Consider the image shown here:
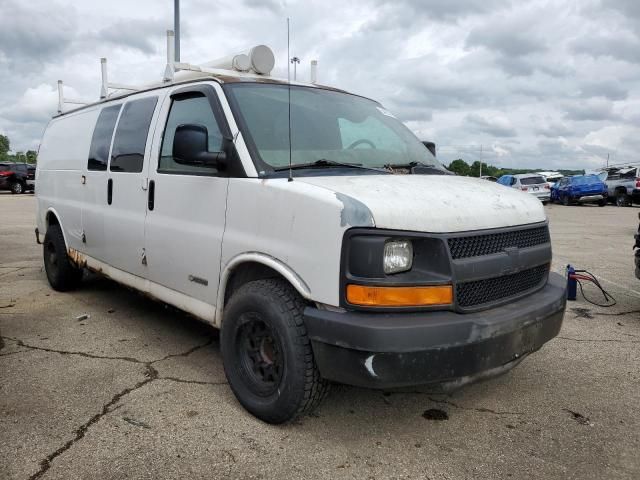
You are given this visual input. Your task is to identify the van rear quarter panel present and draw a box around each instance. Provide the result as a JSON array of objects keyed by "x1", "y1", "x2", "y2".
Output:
[
  {"x1": 37, "y1": 108, "x2": 99, "y2": 250},
  {"x1": 222, "y1": 178, "x2": 352, "y2": 308}
]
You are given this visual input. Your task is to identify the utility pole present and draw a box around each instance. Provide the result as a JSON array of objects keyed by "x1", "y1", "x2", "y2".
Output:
[
  {"x1": 606, "y1": 152, "x2": 609, "y2": 167},
  {"x1": 479, "y1": 144, "x2": 483, "y2": 177},
  {"x1": 174, "y1": 0, "x2": 180, "y2": 62},
  {"x1": 290, "y1": 56, "x2": 300, "y2": 81}
]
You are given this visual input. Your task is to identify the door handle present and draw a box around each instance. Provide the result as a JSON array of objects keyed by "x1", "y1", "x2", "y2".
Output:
[
  {"x1": 148, "y1": 180, "x2": 155, "y2": 211},
  {"x1": 107, "y1": 178, "x2": 113, "y2": 205}
]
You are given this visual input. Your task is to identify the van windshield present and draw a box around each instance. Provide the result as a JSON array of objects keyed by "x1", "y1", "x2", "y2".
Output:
[{"x1": 224, "y1": 83, "x2": 444, "y2": 174}]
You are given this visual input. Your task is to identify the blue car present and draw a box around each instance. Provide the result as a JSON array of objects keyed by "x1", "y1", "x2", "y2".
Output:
[{"x1": 551, "y1": 174, "x2": 608, "y2": 206}]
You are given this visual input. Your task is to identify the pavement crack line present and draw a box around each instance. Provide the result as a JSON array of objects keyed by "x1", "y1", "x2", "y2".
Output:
[
  {"x1": 0, "y1": 335, "x2": 216, "y2": 365},
  {"x1": 0, "y1": 336, "x2": 145, "y2": 364},
  {"x1": 556, "y1": 336, "x2": 640, "y2": 344},
  {"x1": 28, "y1": 364, "x2": 159, "y2": 480},
  {"x1": 0, "y1": 349, "x2": 29, "y2": 358},
  {"x1": 157, "y1": 376, "x2": 228, "y2": 386},
  {"x1": 12, "y1": 336, "x2": 221, "y2": 479},
  {"x1": 427, "y1": 397, "x2": 524, "y2": 416},
  {"x1": 595, "y1": 309, "x2": 640, "y2": 317}
]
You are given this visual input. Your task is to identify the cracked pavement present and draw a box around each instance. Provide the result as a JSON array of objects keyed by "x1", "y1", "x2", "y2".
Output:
[{"x1": 1, "y1": 193, "x2": 639, "y2": 479}]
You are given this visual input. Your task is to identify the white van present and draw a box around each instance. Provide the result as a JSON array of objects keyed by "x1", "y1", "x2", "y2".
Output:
[{"x1": 35, "y1": 61, "x2": 566, "y2": 424}]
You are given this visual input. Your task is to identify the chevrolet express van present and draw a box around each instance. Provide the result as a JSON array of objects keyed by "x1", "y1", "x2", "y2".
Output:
[{"x1": 36, "y1": 61, "x2": 566, "y2": 423}]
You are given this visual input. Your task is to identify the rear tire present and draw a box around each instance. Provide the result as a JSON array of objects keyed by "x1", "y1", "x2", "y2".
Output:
[
  {"x1": 616, "y1": 192, "x2": 631, "y2": 207},
  {"x1": 562, "y1": 195, "x2": 570, "y2": 206},
  {"x1": 10, "y1": 181, "x2": 23, "y2": 194},
  {"x1": 221, "y1": 278, "x2": 329, "y2": 424},
  {"x1": 598, "y1": 199, "x2": 607, "y2": 207},
  {"x1": 43, "y1": 224, "x2": 83, "y2": 291}
]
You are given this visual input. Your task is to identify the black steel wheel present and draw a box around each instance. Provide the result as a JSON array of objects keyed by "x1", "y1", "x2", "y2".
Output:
[
  {"x1": 236, "y1": 313, "x2": 284, "y2": 396},
  {"x1": 43, "y1": 224, "x2": 82, "y2": 291},
  {"x1": 221, "y1": 278, "x2": 329, "y2": 424}
]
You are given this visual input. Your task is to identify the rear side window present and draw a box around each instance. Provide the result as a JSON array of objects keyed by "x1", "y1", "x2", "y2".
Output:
[
  {"x1": 110, "y1": 97, "x2": 158, "y2": 173},
  {"x1": 520, "y1": 176, "x2": 545, "y2": 185},
  {"x1": 88, "y1": 104, "x2": 121, "y2": 171}
]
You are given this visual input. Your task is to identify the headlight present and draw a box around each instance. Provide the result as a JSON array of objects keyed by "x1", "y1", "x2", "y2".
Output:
[{"x1": 383, "y1": 240, "x2": 413, "y2": 274}]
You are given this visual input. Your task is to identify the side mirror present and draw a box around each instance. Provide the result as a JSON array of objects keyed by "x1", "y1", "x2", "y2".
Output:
[{"x1": 173, "y1": 124, "x2": 229, "y2": 169}]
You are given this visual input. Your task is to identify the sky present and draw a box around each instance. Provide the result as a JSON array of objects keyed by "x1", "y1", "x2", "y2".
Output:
[{"x1": 0, "y1": 0, "x2": 639, "y2": 170}]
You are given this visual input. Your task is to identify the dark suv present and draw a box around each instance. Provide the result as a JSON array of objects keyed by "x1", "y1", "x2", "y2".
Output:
[
  {"x1": 0, "y1": 163, "x2": 35, "y2": 194},
  {"x1": 635, "y1": 213, "x2": 640, "y2": 280}
]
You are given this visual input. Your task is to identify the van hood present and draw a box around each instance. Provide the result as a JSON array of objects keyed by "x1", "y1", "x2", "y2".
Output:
[{"x1": 298, "y1": 174, "x2": 546, "y2": 233}]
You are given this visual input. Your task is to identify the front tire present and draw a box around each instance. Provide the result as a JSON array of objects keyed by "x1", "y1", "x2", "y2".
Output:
[
  {"x1": 43, "y1": 224, "x2": 83, "y2": 291},
  {"x1": 562, "y1": 195, "x2": 570, "y2": 206},
  {"x1": 221, "y1": 279, "x2": 329, "y2": 424},
  {"x1": 598, "y1": 199, "x2": 607, "y2": 207},
  {"x1": 10, "y1": 181, "x2": 23, "y2": 194}
]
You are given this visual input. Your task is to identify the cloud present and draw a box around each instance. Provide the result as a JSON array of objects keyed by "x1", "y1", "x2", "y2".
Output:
[
  {"x1": 571, "y1": 33, "x2": 640, "y2": 64},
  {"x1": 0, "y1": 84, "x2": 61, "y2": 123},
  {"x1": 88, "y1": 18, "x2": 167, "y2": 55},
  {"x1": 0, "y1": 0, "x2": 637, "y2": 171},
  {"x1": 464, "y1": 113, "x2": 517, "y2": 137},
  {"x1": 0, "y1": 0, "x2": 78, "y2": 63},
  {"x1": 577, "y1": 80, "x2": 628, "y2": 101},
  {"x1": 563, "y1": 98, "x2": 618, "y2": 122}
]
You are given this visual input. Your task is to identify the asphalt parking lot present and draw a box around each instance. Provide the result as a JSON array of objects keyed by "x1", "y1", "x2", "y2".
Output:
[{"x1": 1, "y1": 193, "x2": 639, "y2": 480}]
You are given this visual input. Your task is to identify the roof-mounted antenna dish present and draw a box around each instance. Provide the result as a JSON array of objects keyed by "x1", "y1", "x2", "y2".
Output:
[
  {"x1": 201, "y1": 45, "x2": 275, "y2": 75},
  {"x1": 249, "y1": 45, "x2": 275, "y2": 75}
]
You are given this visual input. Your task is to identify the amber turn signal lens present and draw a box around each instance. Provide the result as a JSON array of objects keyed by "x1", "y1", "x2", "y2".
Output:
[{"x1": 346, "y1": 284, "x2": 453, "y2": 307}]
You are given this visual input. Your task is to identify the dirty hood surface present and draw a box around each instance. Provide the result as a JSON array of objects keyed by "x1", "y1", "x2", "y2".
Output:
[{"x1": 298, "y1": 174, "x2": 546, "y2": 233}]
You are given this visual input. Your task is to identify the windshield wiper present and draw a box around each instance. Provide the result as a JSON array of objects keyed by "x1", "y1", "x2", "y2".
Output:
[
  {"x1": 382, "y1": 161, "x2": 452, "y2": 176},
  {"x1": 383, "y1": 161, "x2": 437, "y2": 169},
  {"x1": 274, "y1": 159, "x2": 389, "y2": 173}
]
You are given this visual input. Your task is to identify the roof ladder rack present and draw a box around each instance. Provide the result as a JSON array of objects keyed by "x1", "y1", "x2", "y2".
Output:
[
  {"x1": 57, "y1": 80, "x2": 89, "y2": 114},
  {"x1": 100, "y1": 58, "x2": 140, "y2": 99},
  {"x1": 163, "y1": 29, "x2": 204, "y2": 82}
]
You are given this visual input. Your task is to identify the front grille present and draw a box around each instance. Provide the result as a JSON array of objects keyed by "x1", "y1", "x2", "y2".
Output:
[
  {"x1": 456, "y1": 264, "x2": 549, "y2": 308},
  {"x1": 448, "y1": 225, "x2": 550, "y2": 260}
]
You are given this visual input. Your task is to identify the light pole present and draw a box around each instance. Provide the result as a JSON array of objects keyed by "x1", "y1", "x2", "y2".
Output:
[
  {"x1": 174, "y1": 0, "x2": 180, "y2": 62},
  {"x1": 290, "y1": 56, "x2": 300, "y2": 81}
]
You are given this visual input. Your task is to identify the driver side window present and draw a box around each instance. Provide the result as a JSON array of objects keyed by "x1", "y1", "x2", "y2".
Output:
[{"x1": 159, "y1": 94, "x2": 223, "y2": 174}]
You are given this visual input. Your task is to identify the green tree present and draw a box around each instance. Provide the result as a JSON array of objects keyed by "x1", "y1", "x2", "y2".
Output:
[
  {"x1": 447, "y1": 159, "x2": 471, "y2": 176},
  {"x1": 470, "y1": 161, "x2": 489, "y2": 177},
  {"x1": 0, "y1": 134, "x2": 9, "y2": 161},
  {"x1": 26, "y1": 150, "x2": 37, "y2": 164}
]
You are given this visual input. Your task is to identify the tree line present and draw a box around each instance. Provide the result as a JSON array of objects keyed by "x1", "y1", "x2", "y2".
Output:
[
  {"x1": 446, "y1": 158, "x2": 583, "y2": 178},
  {"x1": 0, "y1": 134, "x2": 37, "y2": 164}
]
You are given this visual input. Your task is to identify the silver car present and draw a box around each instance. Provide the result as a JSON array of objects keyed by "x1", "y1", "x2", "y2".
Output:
[{"x1": 497, "y1": 174, "x2": 551, "y2": 204}]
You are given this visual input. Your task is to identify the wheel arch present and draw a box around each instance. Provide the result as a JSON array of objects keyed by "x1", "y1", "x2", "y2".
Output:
[
  {"x1": 216, "y1": 253, "x2": 312, "y2": 327},
  {"x1": 44, "y1": 208, "x2": 71, "y2": 250}
]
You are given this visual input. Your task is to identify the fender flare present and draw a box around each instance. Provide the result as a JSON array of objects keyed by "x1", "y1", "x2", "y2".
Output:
[
  {"x1": 44, "y1": 207, "x2": 71, "y2": 248},
  {"x1": 215, "y1": 252, "x2": 312, "y2": 326}
]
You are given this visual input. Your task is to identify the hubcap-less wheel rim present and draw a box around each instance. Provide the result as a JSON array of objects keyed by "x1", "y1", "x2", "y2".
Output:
[{"x1": 236, "y1": 313, "x2": 283, "y2": 396}]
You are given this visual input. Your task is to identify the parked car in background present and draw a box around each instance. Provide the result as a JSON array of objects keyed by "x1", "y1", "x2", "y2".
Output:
[
  {"x1": 497, "y1": 174, "x2": 551, "y2": 204},
  {"x1": 27, "y1": 166, "x2": 36, "y2": 190},
  {"x1": 0, "y1": 162, "x2": 35, "y2": 194},
  {"x1": 551, "y1": 174, "x2": 607, "y2": 206},
  {"x1": 480, "y1": 175, "x2": 498, "y2": 182},
  {"x1": 599, "y1": 166, "x2": 640, "y2": 207},
  {"x1": 634, "y1": 212, "x2": 640, "y2": 280},
  {"x1": 538, "y1": 171, "x2": 564, "y2": 189}
]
